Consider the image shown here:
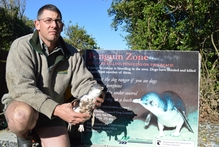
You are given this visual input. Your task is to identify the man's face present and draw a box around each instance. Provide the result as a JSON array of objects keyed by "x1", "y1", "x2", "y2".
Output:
[{"x1": 35, "y1": 10, "x2": 63, "y2": 44}]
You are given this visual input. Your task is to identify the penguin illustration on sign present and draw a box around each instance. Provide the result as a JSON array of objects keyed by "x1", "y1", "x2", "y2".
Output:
[{"x1": 132, "y1": 91, "x2": 194, "y2": 137}]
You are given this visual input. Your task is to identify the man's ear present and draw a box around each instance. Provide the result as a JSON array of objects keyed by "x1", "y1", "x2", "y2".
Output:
[
  {"x1": 61, "y1": 22, "x2": 64, "y2": 32},
  {"x1": 34, "y1": 20, "x2": 40, "y2": 31}
]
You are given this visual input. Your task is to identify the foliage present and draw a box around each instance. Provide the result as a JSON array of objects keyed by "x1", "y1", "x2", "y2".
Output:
[
  {"x1": 0, "y1": 7, "x2": 32, "y2": 50},
  {"x1": 22, "y1": 15, "x2": 35, "y2": 29},
  {"x1": 0, "y1": 0, "x2": 33, "y2": 50},
  {"x1": 63, "y1": 22, "x2": 99, "y2": 51},
  {"x1": 199, "y1": 30, "x2": 219, "y2": 123},
  {"x1": 108, "y1": 0, "x2": 219, "y2": 51},
  {"x1": 108, "y1": 0, "x2": 219, "y2": 122},
  {"x1": 0, "y1": 0, "x2": 26, "y2": 18}
]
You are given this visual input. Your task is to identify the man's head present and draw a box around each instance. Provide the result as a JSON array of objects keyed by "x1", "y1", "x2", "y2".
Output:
[{"x1": 34, "y1": 4, "x2": 64, "y2": 48}]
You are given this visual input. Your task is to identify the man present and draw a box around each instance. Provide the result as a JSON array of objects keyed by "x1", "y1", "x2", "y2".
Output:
[{"x1": 1, "y1": 4, "x2": 104, "y2": 147}]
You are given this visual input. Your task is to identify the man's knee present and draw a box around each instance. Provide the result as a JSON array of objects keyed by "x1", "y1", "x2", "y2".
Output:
[{"x1": 5, "y1": 101, "x2": 39, "y2": 134}]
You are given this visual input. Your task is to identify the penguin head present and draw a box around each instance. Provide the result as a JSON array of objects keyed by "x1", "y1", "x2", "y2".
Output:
[
  {"x1": 87, "y1": 84, "x2": 104, "y2": 98},
  {"x1": 133, "y1": 92, "x2": 160, "y2": 112},
  {"x1": 141, "y1": 92, "x2": 160, "y2": 109}
]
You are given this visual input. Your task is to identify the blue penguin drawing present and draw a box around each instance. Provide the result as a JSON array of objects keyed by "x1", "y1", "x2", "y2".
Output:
[{"x1": 132, "y1": 91, "x2": 194, "y2": 137}]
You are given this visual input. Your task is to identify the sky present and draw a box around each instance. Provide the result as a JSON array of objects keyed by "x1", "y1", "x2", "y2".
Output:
[{"x1": 24, "y1": 0, "x2": 129, "y2": 50}]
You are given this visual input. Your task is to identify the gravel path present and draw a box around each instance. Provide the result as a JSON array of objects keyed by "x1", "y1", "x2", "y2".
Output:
[
  {"x1": 0, "y1": 121, "x2": 218, "y2": 147},
  {"x1": 198, "y1": 121, "x2": 219, "y2": 147}
]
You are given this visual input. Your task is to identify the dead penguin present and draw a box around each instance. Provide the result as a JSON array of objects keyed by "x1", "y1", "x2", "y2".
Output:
[
  {"x1": 133, "y1": 91, "x2": 194, "y2": 137},
  {"x1": 68, "y1": 84, "x2": 104, "y2": 132}
]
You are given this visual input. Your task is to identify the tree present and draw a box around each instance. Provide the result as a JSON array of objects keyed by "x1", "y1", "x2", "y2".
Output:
[
  {"x1": 63, "y1": 23, "x2": 99, "y2": 51},
  {"x1": 0, "y1": 0, "x2": 33, "y2": 50},
  {"x1": 0, "y1": 7, "x2": 32, "y2": 50},
  {"x1": 108, "y1": 0, "x2": 219, "y2": 51},
  {"x1": 108, "y1": 0, "x2": 219, "y2": 122},
  {"x1": 0, "y1": 0, "x2": 26, "y2": 18}
]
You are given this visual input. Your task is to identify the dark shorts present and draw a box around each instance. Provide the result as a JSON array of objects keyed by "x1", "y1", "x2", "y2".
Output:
[{"x1": 35, "y1": 113, "x2": 67, "y2": 128}]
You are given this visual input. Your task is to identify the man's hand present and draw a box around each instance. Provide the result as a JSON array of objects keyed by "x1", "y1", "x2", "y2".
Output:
[{"x1": 53, "y1": 103, "x2": 90, "y2": 125}]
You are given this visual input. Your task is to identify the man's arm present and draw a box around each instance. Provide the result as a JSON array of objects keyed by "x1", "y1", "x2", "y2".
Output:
[{"x1": 6, "y1": 37, "x2": 58, "y2": 118}]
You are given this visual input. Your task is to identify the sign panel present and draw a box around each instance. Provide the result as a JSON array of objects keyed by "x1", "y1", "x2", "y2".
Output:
[{"x1": 82, "y1": 50, "x2": 199, "y2": 147}]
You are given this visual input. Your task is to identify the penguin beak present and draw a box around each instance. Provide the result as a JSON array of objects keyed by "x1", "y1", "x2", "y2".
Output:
[{"x1": 132, "y1": 98, "x2": 141, "y2": 103}]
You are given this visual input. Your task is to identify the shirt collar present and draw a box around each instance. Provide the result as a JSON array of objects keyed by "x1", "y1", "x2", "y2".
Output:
[
  {"x1": 39, "y1": 37, "x2": 64, "y2": 56},
  {"x1": 29, "y1": 30, "x2": 71, "y2": 59}
]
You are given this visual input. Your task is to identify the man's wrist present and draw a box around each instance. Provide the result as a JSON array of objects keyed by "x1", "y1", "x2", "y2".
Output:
[{"x1": 53, "y1": 104, "x2": 60, "y2": 117}]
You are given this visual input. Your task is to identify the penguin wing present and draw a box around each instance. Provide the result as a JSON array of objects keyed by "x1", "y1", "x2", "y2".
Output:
[{"x1": 173, "y1": 107, "x2": 194, "y2": 133}]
